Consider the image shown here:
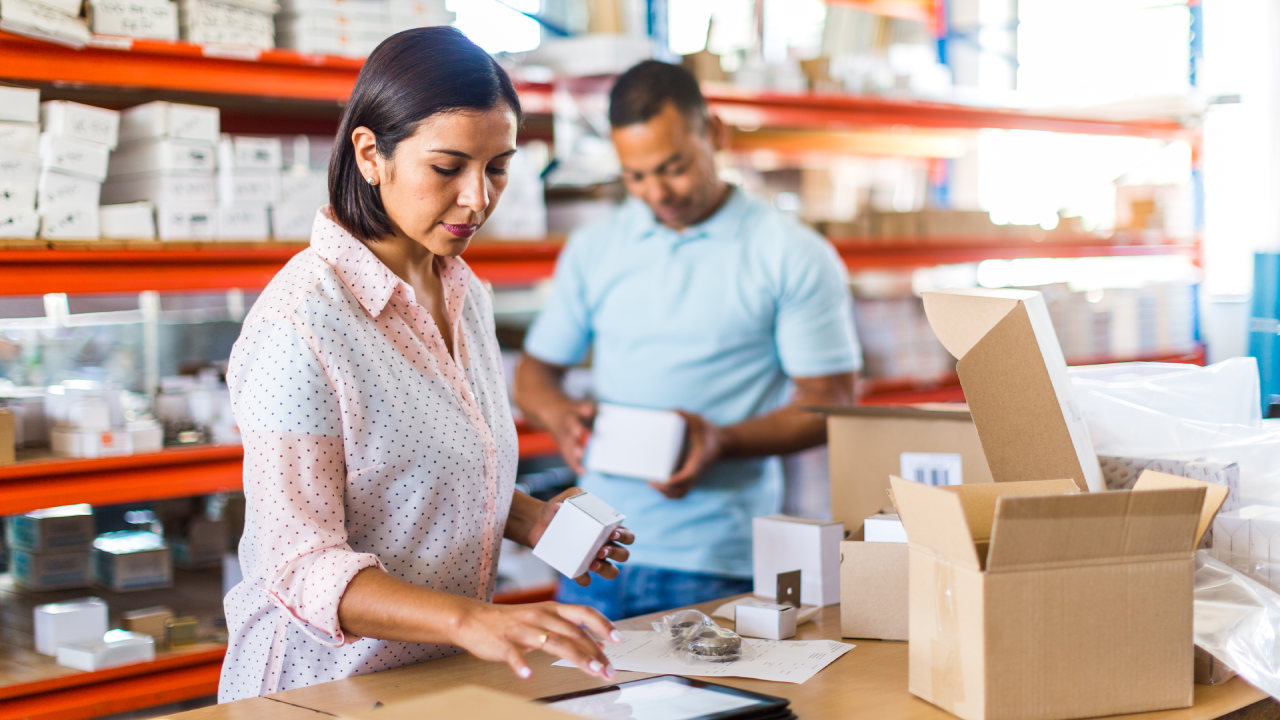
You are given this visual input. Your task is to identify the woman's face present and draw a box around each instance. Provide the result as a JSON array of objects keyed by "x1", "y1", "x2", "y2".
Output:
[{"x1": 357, "y1": 104, "x2": 518, "y2": 256}]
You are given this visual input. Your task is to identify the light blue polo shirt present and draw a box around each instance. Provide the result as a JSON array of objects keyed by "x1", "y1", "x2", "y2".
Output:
[{"x1": 524, "y1": 186, "x2": 862, "y2": 578}]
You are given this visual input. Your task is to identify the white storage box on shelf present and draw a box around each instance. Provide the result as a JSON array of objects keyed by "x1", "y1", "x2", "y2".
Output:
[
  {"x1": 92, "y1": 531, "x2": 174, "y2": 592},
  {"x1": 156, "y1": 204, "x2": 216, "y2": 240},
  {"x1": 217, "y1": 170, "x2": 281, "y2": 205},
  {"x1": 56, "y1": 630, "x2": 156, "y2": 671},
  {"x1": 0, "y1": 209, "x2": 39, "y2": 238},
  {"x1": 88, "y1": 0, "x2": 179, "y2": 40},
  {"x1": 532, "y1": 492, "x2": 625, "y2": 579},
  {"x1": 100, "y1": 202, "x2": 157, "y2": 240},
  {"x1": 52, "y1": 426, "x2": 132, "y2": 456},
  {"x1": 0, "y1": 121, "x2": 39, "y2": 153},
  {"x1": 0, "y1": 0, "x2": 92, "y2": 48},
  {"x1": 119, "y1": 102, "x2": 220, "y2": 146},
  {"x1": 270, "y1": 203, "x2": 314, "y2": 240},
  {"x1": 40, "y1": 205, "x2": 101, "y2": 240},
  {"x1": 38, "y1": 134, "x2": 110, "y2": 181},
  {"x1": 37, "y1": 169, "x2": 102, "y2": 209},
  {"x1": 0, "y1": 145, "x2": 41, "y2": 181},
  {"x1": 0, "y1": 86, "x2": 40, "y2": 124},
  {"x1": 108, "y1": 138, "x2": 216, "y2": 176},
  {"x1": 216, "y1": 204, "x2": 269, "y2": 240},
  {"x1": 34, "y1": 597, "x2": 108, "y2": 655},
  {"x1": 179, "y1": 0, "x2": 275, "y2": 48},
  {"x1": 11, "y1": 548, "x2": 91, "y2": 590},
  {"x1": 40, "y1": 101, "x2": 120, "y2": 149},
  {"x1": 101, "y1": 172, "x2": 217, "y2": 206},
  {"x1": 0, "y1": 180, "x2": 37, "y2": 212},
  {"x1": 7, "y1": 504, "x2": 95, "y2": 553}
]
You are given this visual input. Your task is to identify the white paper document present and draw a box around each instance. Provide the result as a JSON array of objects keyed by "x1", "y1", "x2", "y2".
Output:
[{"x1": 553, "y1": 631, "x2": 854, "y2": 684}]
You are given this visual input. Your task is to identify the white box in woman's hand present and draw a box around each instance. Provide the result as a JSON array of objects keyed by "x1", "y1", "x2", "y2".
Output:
[{"x1": 532, "y1": 492, "x2": 625, "y2": 579}]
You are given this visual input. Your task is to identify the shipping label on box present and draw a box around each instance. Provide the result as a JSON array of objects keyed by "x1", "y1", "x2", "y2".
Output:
[
  {"x1": 120, "y1": 102, "x2": 220, "y2": 145},
  {"x1": 752, "y1": 515, "x2": 843, "y2": 607},
  {"x1": 839, "y1": 540, "x2": 908, "y2": 641},
  {"x1": 900, "y1": 452, "x2": 962, "y2": 487},
  {"x1": 37, "y1": 169, "x2": 102, "y2": 209},
  {"x1": 12, "y1": 548, "x2": 91, "y2": 591},
  {"x1": 88, "y1": 0, "x2": 179, "y2": 40},
  {"x1": 40, "y1": 101, "x2": 120, "y2": 149},
  {"x1": 7, "y1": 504, "x2": 95, "y2": 552},
  {"x1": 0, "y1": 121, "x2": 39, "y2": 153},
  {"x1": 39, "y1": 133, "x2": 111, "y2": 181},
  {"x1": 0, "y1": 86, "x2": 40, "y2": 124}
]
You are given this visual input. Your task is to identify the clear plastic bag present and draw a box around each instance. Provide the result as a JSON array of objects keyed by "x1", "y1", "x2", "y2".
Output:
[
  {"x1": 1070, "y1": 358, "x2": 1261, "y2": 427},
  {"x1": 652, "y1": 609, "x2": 743, "y2": 663},
  {"x1": 1194, "y1": 550, "x2": 1280, "y2": 698}
]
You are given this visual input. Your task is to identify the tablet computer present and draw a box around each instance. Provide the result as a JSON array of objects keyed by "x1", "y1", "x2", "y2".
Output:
[{"x1": 538, "y1": 675, "x2": 793, "y2": 720}]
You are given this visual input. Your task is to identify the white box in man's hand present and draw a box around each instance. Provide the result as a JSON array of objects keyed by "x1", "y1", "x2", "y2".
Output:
[
  {"x1": 584, "y1": 403, "x2": 686, "y2": 481},
  {"x1": 532, "y1": 492, "x2": 625, "y2": 579}
]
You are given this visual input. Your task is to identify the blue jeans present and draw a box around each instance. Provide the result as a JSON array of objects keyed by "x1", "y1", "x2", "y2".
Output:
[{"x1": 557, "y1": 564, "x2": 754, "y2": 621}]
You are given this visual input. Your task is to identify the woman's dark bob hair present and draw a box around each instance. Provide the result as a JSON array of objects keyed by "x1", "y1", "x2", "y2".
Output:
[{"x1": 329, "y1": 26, "x2": 523, "y2": 241}]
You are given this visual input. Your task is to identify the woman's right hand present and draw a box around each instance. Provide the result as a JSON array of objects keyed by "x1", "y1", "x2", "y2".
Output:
[{"x1": 453, "y1": 600, "x2": 621, "y2": 681}]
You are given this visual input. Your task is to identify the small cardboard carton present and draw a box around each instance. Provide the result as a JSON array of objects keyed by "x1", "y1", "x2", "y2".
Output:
[
  {"x1": 922, "y1": 288, "x2": 1103, "y2": 492},
  {"x1": 826, "y1": 405, "x2": 993, "y2": 535},
  {"x1": 752, "y1": 515, "x2": 843, "y2": 607},
  {"x1": 0, "y1": 407, "x2": 13, "y2": 464},
  {"x1": 839, "y1": 539, "x2": 908, "y2": 641},
  {"x1": 891, "y1": 471, "x2": 1227, "y2": 720}
]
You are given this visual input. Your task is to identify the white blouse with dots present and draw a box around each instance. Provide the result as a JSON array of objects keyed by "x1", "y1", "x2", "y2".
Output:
[{"x1": 217, "y1": 207, "x2": 519, "y2": 702}]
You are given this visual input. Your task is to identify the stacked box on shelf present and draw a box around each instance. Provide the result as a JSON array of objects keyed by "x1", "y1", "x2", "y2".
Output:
[
  {"x1": 87, "y1": 0, "x2": 179, "y2": 39},
  {"x1": 275, "y1": 0, "x2": 388, "y2": 57},
  {"x1": 853, "y1": 297, "x2": 953, "y2": 383},
  {"x1": 272, "y1": 134, "x2": 328, "y2": 239},
  {"x1": 104, "y1": 101, "x2": 220, "y2": 241},
  {"x1": 217, "y1": 134, "x2": 276, "y2": 240},
  {"x1": 180, "y1": 0, "x2": 275, "y2": 47},
  {"x1": 0, "y1": 0, "x2": 91, "y2": 48},
  {"x1": 0, "y1": 86, "x2": 41, "y2": 239},
  {"x1": 387, "y1": 0, "x2": 450, "y2": 33},
  {"x1": 38, "y1": 100, "x2": 118, "y2": 240},
  {"x1": 6, "y1": 504, "x2": 95, "y2": 591}
]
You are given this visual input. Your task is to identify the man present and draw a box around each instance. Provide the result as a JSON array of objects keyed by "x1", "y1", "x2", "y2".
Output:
[{"x1": 515, "y1": 60, "x2": 861, "y2": 620}]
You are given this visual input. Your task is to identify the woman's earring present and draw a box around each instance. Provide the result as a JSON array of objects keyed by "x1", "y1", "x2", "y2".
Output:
[{"x1": 366, "y1": 176, "x2": 375, "y2": 185}]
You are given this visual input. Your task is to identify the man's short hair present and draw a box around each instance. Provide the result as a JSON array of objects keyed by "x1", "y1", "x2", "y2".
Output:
[{"x1": 609, "y1": 60, "x2": 709, "y2": 131}]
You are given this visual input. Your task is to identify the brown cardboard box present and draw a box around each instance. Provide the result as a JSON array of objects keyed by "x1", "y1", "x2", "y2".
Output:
[
  {"x1": 827, "y1": 406, "x2": 992, "y2": 535},
  {"x1": 839, "y1": 540, "x2": 908, "y2": 641},
  {"x1": 343, "y1": 685, "x2": 576, "y2": 720},
  {"x1": 891, "y1": 471, "x2": 1228, "y2": 720},
  {"x1": 922, "y1": 288, "x2": 1104, "y2": 492},
  {"x1": 0, "y1": 408, "x2": 14, "y2": 464}
]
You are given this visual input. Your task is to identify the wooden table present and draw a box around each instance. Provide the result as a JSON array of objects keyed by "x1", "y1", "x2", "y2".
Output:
[{"x1": 183, "y1": 596, "x2": 1278, "y2": 720}]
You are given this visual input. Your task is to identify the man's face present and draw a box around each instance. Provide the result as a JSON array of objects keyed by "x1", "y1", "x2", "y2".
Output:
[{"x1": 611, "y1": 102, "x2": 722, "y2": 231}]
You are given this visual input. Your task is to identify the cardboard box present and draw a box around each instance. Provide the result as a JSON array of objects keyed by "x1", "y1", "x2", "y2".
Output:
[
  {"x1": 752, "y1": 515, "x2": 843, "y2": 607},
  {"x1": 39, "y1": 133, "x2": 110, "y2": 181},
  {"x1": 101, "y1": 171, "x2": 216, "y2": 205},
  {"x1": 839, "y1": 540, "x2": 908, "y2": 641},
  {"x1": 107, "y1": 138, "x2": 216, "y2": 176},
  {"x1": 826, "y1": 405, "x2": 992, "y2": 535},
  {"x1": 164, "y1": 615, "x2": 198, "y2": 647},
  {"x1": 40, "y1": 101, "x2": 120, "y2": 150},
  {"x1": 531, "y1": 492, "x2": 625, "y2": 579},
  {"x1": 0, "y1": 208, "x2": 39, "y2": 238},
  {"x1": 217, "y1": 169, "x2": 281, "y2": 205},
  {"x1": 119, "y1": 101, "x2": 220, "y2": 146},
  {"x1": 57, "y1": 629, "x2": 156, "y2": 671},
  {"x1": 100, "y1": 202, "x2": 157, "y2": 239},
  {"x1": 735, "y1": 600, "x2": 797, "y2": 640},
  {"x1": 122, "y1": 605, "x2": 173, "y2": 640},
  {"x1": 156, "y1": 204, "x2": 216, "y2": 240},
  {"x1": 216, "y1": 203, "x2": 268, "y2": 240},
  {"x1": 7, "y1": 504, "x2": 94, "y2": 553},
  {"x1": 0, "y1": 86, "x2": 40, "y2": 124},
  {"x1": 922, "y1": 288, "x2": 1104, "y2": 492},
  {"x1": 0, "y1": 121, "x2": 40, "y2": 153},
  {"x1": 0, "y1": 179, "x2": 36, "y2": 211},
  {"x1": 270, "y1": 202, "x2": 316, "y2": 239},
  {"x1": 13, "y1": 549, "x2": 91, "y2": 591},
  {"x1": 37, "y1": 168, "x2": 102, "y2": 209},
  {"x1": 0, "y1": 408, "x2": 13, "y2": 465},
  {"x1": 218, "y1": 134, "x2": 282, "y2": 170},
  {"x1": 584, "y1": 403, "x2": 686, "y2": 481},
  {"x1": 33, "y1": 597, "x2": 107, "y2": 655},
  {"x1": 892, "y1": 471, "x2": 1227, "y2": 720},
  {"x1": 88, "y1": 0, "x2": 179, "y2": 40},
  {"x1": 92, "y1": 531, "x2": 173, "y2": 591}
]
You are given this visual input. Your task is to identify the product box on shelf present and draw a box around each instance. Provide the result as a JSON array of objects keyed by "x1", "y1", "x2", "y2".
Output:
[
  {"x1": 108, "y1": 138, "x2": 216, "y2": 176},
  {"x1": 37, "y1": 168, "x2": 103, "y2": 209},
  {"x1": 38, "y1": 133, "x2": 111, "y2": 181},
  {"x1": 169, "y1": 516, "x2": 227, "y2": 569},
  {"x1": 100, "y1": 202, "x2": 157, "y2": 239},
  {"x1": 218, "y1": 134, "x2": 283, "y2": 170},
  {"x1": 752, "y1": 515, "x2": 843, "y2": 607},
  {"x1": 216, "y1": 203, "x2": 269, "y2": 240},
  {"x1": 0, "y1": 121, "x2": 40, "y2": 153},
  {"x1": 34, "y1": 597, "x2": 108, "y2": 655},
  {"x1": 0, "y1": 179, "x2": 37, "y2": 212},
  {"x1": 51, "y1": 426, "x2": 133, "y2": 457},
  {"x1": 0, "y1": 209, "x2": 39, "y2": 238},
  {"x1": 88, "y1": 0, "x2": 179, "y2": 40},
  {"x1": 12, "y1": 549, "x2": 92, "y2": 591},
  {"x1": 584, "y1": 403, "x2": 686, "y2": 482},
  {"x1": 40, "y1": 205, "x2": 102, "y2": 240},
  {"x1": 839, "y1": 538, "x2": 908, "y2": 641},
  {"x1": 921, "y1": 287, "x2": 1104, "y2": 492},
  {"x1": 275, "y1": 26, "x2": 381, "y2": 57},
  {"x1": 824, "y1": 405, "x2": 992, "y2": 534},
  {"x1": 217, "y1": 170, "x2": 281, "y2": 205},
  {"x1": 56, "y1": 629, "x2": 156, "y2": 671},
  {"x1": 270, "y1": 203, "x2": 315, "y2": 240},
  {"x1": 156, "y1": 204, "x2": 216, "y2": 240},
  {"x1": 0, "y1": 407, "x2": 13, "y2": 464},
  {"x1": 101, "y1": 171, "x2": 217, "y2": 205},
  {"x1": 532, "y1": 491, "x2": 625, "y2": 579},
  {"x1": 279, "y1": 170, "x2": 327, "y2": 206},
  {"x1": 180, "y1": 0, "x2": 275, "y2": 48},
  {"x1": 40, "y1": 101, "x2": 120, "y2": 150},
  {"x1": 7, "y1": 504, "x2": 95, "y2": 553},
  {"x1": 122, "y1": 605, "x2": 173, "y2": 639},
  {"x1": 0, "y1": 85, "x2": 40, "y2": 124},
  {"x1": 276, "y1": 11, "x2": 390, "y2": 36},
  {"x1": 92, "y1": 531, "x2": 174, "y2": 592},
  {"x1": 892, "y1": 471, "x2": 1227, "y2": 720},
  {"x1": 120, "y1": 101, "x2": 220, "y2": 146},
  {"x1": 128, "y1": 418, "x2": 164, "y2": 453},
  {"x1": 0, "y1": 0, "x2": 92, "y2": 47},
  {"x1": 0, "y1": 145, "x2": 42, "y2": 182}
]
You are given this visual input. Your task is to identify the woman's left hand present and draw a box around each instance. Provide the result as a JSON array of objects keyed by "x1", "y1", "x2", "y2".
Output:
[{"x1": 529, "y1": 488, "x2": 634, "y2": 587}]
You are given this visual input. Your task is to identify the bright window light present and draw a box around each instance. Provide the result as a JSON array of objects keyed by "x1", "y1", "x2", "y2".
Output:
[
  {"x1": 447, "y1": 0, "x2": 541, "y2": 54},
  {"x1": 669, "y1": 0, "x2": 716, "y2": 56}
]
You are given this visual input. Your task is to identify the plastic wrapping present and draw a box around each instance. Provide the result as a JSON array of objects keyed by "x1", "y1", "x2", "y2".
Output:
[
  {"x1": 1071, "y1": 358, "x2": 1261, "y2": 427},
  {"x1": 1194, "y1": 550, "x2": 1280, "y2": 698},
  {"x1": 652, "y1": 610, "x2": 743, "y2": 663}
]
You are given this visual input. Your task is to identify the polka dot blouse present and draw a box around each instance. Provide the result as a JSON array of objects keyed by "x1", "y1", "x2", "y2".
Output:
[{"x1": 217, "y1": 207, "x2": 519, "y2": 702}]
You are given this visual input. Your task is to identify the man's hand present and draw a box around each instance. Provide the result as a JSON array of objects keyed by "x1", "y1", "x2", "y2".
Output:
[
  {"x1": 528, "y1": 488, "x2": 635, "y2": 586},
  {"x1": 650, "y1": 410, "x2": 728, "y2": 500}
]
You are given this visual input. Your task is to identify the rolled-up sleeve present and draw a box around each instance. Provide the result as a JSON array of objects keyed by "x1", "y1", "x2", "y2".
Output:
[
  {"x1": 775, "y1": 233, "x2": 864, "y2": 377},
  {"x1": 228, "y1": 312, "x2": 383, "y2": 647}
]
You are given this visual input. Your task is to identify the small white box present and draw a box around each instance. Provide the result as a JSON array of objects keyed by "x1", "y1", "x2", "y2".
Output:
[
  {"x1": 216, "y1": 203, "x2": 268, "y2": 240},
  {"x1": 51, "y1": 427, "x2": 133, "y2": 457},
  {"x1": 1250, "y1": 512, "x2": 1280, "y2": 562},
  {"x1": 0, "y1": 121, "x2": 40, "y2": 153},
  {"x1": 863, "y1": 513, "x2": 907, "y2": 544},
  {"x1": 92, "y1": 531, "x2": 174, "y2": 591},
  {"x1": 101, "y1": 171, "x2": 216, "y2": 205},
  {"x1": 0, "y1": 0, "x2": 92, "y2": 47},
  {"x1": 218, "y1": 134, "x2": 282, "y2": 170},
  {"x1": 26, "y1": 0, "x2": 84, "y2": 18},
  {"x1": 279, "y1": 170, "x2": 327, "y2": 205},
  {"x1": 37, "y1": 169, "x2": 102, "y2": 209},
  {"x1": 0, "y1": 208, "x2": 39, "y2": 238},
  {"x1": 532, "y1": 492, "x2": 625, "y2": 579},
  {"x1": 88, "y1": 0, "x2": 179, "y2": 40},
  {"x1": 40, "y1": 206, "x2": 101, "y2": 240},
  {"x1": 0, "y1": 146, "x2": 41, "y2": 182},
  {"x1": 752, "y1": 515, "x2": 844, "y2": 607},
  {"x1": 12, "y1": 548, "x2": 91, "y2": 591},
  {"x1": 100, "y1": 202, "x2": 157, "y2": 239},
  {"x1": 0, "y1": 86, "x2": 41, "y2": 124},
  {"x1": 7, "y1": 504, "x2": 94, "y2": 553},
  {"x1": 40, "y1": 101, "x2": 120, "y2": 149},
  {"x1": 119, "y1": 102, "x2": 220, "y2": 146},
  {"x1": 585, "y1": 403, "x2": 686, "y2": 482},
  {"x1": 56, "y1": 630, "x2": 156, "y2": 671},
  {"x1": 217, "y1": 169, "x2": 280, "y2": 205},
  {"x1": 270, "y1": 203, "x2": 315, "y2": 239},
  {"x1": 127, "y1": 418, "x2": 163, "y2": 453},
  {"x1": 108, "y1": 138, "x2": 216, "y2": 176},
  {"x1": 734, "y1": 600, "x2": 797, "y2": 640},
  {"x1": 0, "y1": 180, "x2": 36, "y2": 211},
  {"x1": 39, "y1": 133, "x2": 110, "y2": 181},
  {"x1": 34, "y1": 598, "x2": 107, "y2": 655},
  {"x1": 156, "y1": 204, "x2": 216, "y2": 240}
]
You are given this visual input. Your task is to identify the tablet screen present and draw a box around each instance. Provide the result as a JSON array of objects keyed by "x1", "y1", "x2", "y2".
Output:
[{"x1": 545, "y1": 678, "x2": 764, "y2": 720}]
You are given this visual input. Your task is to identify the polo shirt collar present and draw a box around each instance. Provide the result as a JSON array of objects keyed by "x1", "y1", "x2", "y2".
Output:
[{"x1": 633, "y1": 185, "x2": 749, "y2": 244}]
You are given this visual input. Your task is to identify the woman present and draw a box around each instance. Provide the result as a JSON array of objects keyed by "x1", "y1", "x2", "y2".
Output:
[{"x1": 218, "y1": 27, "x2": 632, "y2": 701}]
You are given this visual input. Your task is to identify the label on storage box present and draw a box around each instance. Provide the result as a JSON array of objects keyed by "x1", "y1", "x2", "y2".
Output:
[{"x1": 900, "y1": 452, "x2": 962, "y2": 486}]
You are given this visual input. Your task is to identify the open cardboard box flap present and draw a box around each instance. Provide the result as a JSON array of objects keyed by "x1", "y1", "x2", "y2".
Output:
[{"x1": 891, "y1": 471, "x2": 1225, "y2": 572}]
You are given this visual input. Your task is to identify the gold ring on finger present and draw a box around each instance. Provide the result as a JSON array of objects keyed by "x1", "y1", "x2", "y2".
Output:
[{"x1": 538, "y1": 633, "x2": 549, "y2": 649}]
